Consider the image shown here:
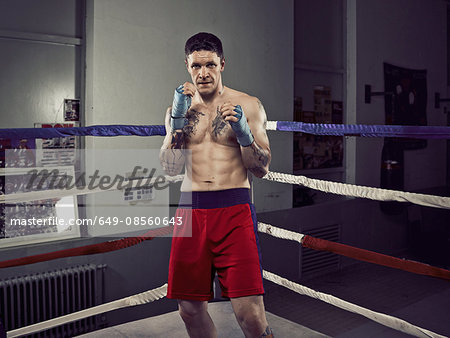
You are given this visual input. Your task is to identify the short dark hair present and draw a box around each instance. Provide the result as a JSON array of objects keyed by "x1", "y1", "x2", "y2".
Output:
[{"x1": 185, "y1": 32, "x2": 224, "y2": 61}]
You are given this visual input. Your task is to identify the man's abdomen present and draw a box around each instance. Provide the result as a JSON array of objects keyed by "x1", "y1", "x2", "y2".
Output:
[{"x1": 182, "y1": 142, "x2": 250, "y2": 191}]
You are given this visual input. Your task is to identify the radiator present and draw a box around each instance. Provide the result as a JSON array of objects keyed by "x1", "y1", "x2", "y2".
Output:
[{"x1": 0, "y1": 264, "x2": 105, "y2": 337}]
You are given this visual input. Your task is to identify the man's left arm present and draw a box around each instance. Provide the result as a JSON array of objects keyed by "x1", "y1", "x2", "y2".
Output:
[
  {"x1": 221, "y1": 98, "x2": 271, "y2": 177},
  {"x1": 241, "y1": 99, "x2": 271, "y2": 177}
]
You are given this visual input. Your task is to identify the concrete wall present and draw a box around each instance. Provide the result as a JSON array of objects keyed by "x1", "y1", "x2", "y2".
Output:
[
  {"x1": 354, "y1": 0, "x2": 447, "y2": 190},
  {"x1": 350, "y1": 0, "x2": 448, "y2": 261},
  {"x1": 294, "y1": 0, "x2": 344, "y2": 107},
  {"x1": 0, "y1": 0, "x2": 83, "y2": 128}
]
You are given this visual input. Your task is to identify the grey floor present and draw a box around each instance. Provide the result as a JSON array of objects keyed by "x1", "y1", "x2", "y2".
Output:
[
  {"x1": 77, "y1": 301, "x2": 328, "y2": 337},
  {"x1": 78, "y1": 260, "x2": 450, "y2": 337}
]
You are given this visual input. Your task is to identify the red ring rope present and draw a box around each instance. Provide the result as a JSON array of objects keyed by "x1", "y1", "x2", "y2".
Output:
[
  {"x1": 0, "y1": 226, "x2": 173, "y2": 268},
  {"x1": 3, "y1": 226, "x2": 449, "y2": 282},
  {"x1": 302, "y1": 235, "x2": 450, "y2": 281}
]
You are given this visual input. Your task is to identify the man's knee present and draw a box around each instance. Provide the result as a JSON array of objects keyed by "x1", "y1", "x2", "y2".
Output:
[
  {"x1": 234, "y1": 304, "x2": 261, "y2": 327},
  {"x1": 232, "y1": 296, "x2": 270, "y2": 336},
  {"x1": 235, "y1": 305, "x2": 269, "y2": 336},
  {"x1": 178, "y1": 300, "x2": 208, "y2": 323}
]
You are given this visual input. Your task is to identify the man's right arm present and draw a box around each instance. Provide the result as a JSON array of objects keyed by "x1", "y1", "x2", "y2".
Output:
[{"x1": 159, "y1": 107, "x2": 186, "y2": 176}]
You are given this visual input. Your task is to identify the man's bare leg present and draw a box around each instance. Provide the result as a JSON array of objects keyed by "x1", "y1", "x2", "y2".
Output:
[
  {"x1": 230, "y1": 295, "x2": 273, "y2": 337},
  {"x1": 178, "y1": 300, "x2": 217, "y2": 338}
]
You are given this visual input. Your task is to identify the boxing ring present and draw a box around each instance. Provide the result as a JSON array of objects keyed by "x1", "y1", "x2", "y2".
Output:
[{"x1": 1, "y1": 121, "x2": 449, "y2": 337}]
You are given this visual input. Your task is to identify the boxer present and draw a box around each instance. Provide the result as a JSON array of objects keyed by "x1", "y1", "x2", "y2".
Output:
[{"x1": 160, "y1": 32, "x2": 273, "y2": 337}]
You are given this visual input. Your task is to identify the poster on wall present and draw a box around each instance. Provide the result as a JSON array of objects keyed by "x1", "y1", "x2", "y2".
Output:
[
  {"x1": 64, "y1": 99, "x2": 80, "y2": 121},
  {"x1": 384, "y1": 63, "x2": 427, "y2": 150},
  {"x1": 0, "y1": 138, "x2": 36, "y2": 168},
  {"x1": 34, "y1": 122, "x2": 80, "y2": 167}
]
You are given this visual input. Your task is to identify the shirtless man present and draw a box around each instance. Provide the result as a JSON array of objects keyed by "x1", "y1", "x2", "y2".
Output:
[{"x1": 160, "y1": 32, "x2": 272, "y2": 338}]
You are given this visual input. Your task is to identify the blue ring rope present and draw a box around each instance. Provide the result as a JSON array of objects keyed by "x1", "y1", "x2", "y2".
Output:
[
  {"x1": 276, "y1": 121, "x2": 450, "y2": 139},
  {"x1": 0, "y1": 122, "x2": 449, "y2": 139},
  {"x1": 0, "y1": 125, "x2": 166, "y2": 139}
]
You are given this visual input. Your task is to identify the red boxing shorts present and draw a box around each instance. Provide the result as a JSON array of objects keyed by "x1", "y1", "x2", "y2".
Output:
[{"x1": 167, "y1": 188, "x2": 264, "y2": 301}]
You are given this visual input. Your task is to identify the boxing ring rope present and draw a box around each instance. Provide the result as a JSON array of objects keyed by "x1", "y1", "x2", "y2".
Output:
[
  {"x1": 266, "y1": 121, "x2": 450, "y2": 138},
  {"x1": 4, "y1": 215, "x2": 446, "y2": 338},
  {"x1": 2, "y1": 170, "x2": 449, "y2": 210},
  {"x1": 0, "y1": 174, "x2": 184, "y2": 204},
  {"x1": 1, "y1": 122, "x2": 449, "y2": 337},
  {"x1": 257, "y1": 222, "x2": 450, "y2": 281},
  {"x1": 262, "y1": 271, "x2": 444, "y2": 338},
  {"x1": 1, "y1": 122, "x2": 450, "y2": 139},
  {"x1": 7, "y1": 284, "x2": 168, "y2": 338},
  {"x1": 2, "y1": 216, "x2": 449, "y2": 276},
  {"x1": 0, "y1": 225, "x2": 175, "y2": 268},
  {"x1": 7, "y1": 269, "x2": 445, "y2": 338},
  {"x1": 0, "y1": 125, "x2": 166, "y2": 139},
  {"x1": 263, "y1": 171, "x2": 450, "y2": 210},
  {"x1": 1, "y1": 122, "x2": 449, "y2": 209}
]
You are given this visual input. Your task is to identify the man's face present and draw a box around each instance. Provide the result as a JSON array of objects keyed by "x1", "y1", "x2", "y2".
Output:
[{"x1": 186, "y1": 50, "x2": 224, "y2": 96}]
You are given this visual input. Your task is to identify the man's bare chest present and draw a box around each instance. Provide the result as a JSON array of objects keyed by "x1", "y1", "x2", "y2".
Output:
[{"x1": 183, "y1": 107, "x2": 236, "y2": 145}]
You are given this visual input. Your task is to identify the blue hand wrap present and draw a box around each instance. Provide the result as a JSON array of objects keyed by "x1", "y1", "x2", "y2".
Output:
[
  {"x1": 170, "y1": 85, "x2": 191, "y2": 130},
  {"x1": 229, "y1": 105, "x2": 254, "y2": 147}
]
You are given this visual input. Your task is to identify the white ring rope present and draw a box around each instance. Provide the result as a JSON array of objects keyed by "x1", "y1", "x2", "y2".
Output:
[
  {"x1": 266, "y1": 121, "x2": 278, "y2": 131},
  {"x1": 9, "y1": 271, "x2": 445, "y2": 338},
  {"x1": 264, "y1": 171, "x2": 450, "y2": 210},
  {"x1": 263, "y1": 270, "x2": 444, "y2": 338},
  {"x1": 0, "y1": 174, "x2": 184, "y2": 204},
  {"x1": 7, "y1": 283, "x2": 168, "y2": 338},
  {"x1": 3, "y1": 170, "x2": 449, "y2": 211},
  {"x1": 258, "y1": 221, "x2": 305, "y2": 243}
]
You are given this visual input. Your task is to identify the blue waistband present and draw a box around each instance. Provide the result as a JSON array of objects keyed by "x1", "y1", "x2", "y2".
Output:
[{"x1": 179, "y1": 188, "x2": 251, "y2": 209}]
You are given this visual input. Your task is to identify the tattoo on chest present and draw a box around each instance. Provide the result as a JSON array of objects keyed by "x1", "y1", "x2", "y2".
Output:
[
  {"x1": 183, "y1": 109, "x2": 205, "y2": 137},
  {"x1": 211, "y1": 106, "x2": 229, "y2": 137}
]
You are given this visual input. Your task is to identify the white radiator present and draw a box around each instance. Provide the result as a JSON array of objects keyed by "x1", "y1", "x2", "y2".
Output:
[{"x1": 0, "y1": 264, "x2": 105, "y2": 337}]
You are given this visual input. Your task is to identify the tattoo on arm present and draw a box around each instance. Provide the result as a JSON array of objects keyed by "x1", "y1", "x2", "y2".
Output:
[
  {"x1": 160, "y1": 149, "x2": 184, "y2": 174},
  {"x1": 252, "y1": 142, "x2": 269, "y2": 166},
  {"x1": 247, "y1": 142, "x2": 270, "y2": 177},
  {"x1": 170, "y1": 131, "x2": 185, "y2": 149},
  {"x1": 160, "y1": 131, "x2": 185, "y2": 175}
]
